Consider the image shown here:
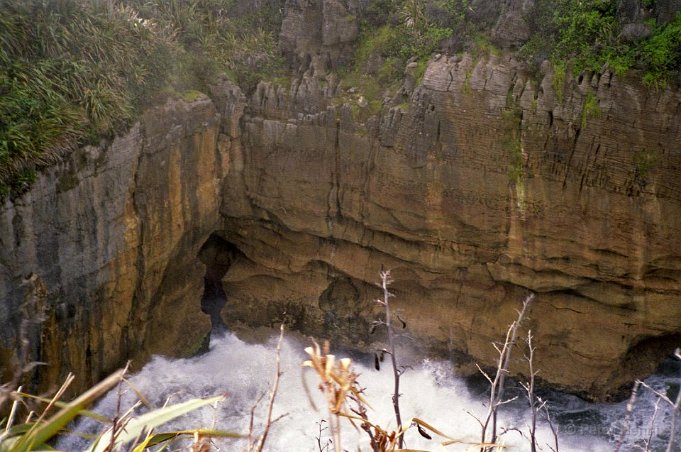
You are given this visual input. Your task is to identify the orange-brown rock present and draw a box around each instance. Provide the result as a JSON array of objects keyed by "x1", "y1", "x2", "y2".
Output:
[
  {"x1": 215, "y1": 53, "x2": 681, "y2": 399},
  {"x1": 1, "y1": 52, "x2": 680, "y2": 401},
  {"x1": 0, "y1": 97, "x2": 225, "y2": 393}
]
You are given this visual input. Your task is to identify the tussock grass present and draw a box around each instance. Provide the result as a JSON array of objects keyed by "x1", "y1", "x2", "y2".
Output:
[{"x1": 0, "y1": 0, "x2": 285, "y2": 198}]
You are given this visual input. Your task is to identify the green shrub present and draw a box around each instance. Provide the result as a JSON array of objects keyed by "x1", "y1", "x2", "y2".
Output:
[
  {"x1": 339, "y1": 1, "x2": 456, "y2": 107},
  {"x1": 633, "y1": 149, "x2": 658, "y2": 183},
  {"x1": 521, "y1": 1, "x2": 680, "y2": 86},
  {"x1": 502, "y1": 97, "x2": 523, "y2": 184},
  {"x1": 0, "y1": 0, "x2": 286, "y2": 198},
  {"x1": 640, "y1": 13, "x2": 681, "y2": 88},
  {"x1": 471, "y1": 33, "x2": 500, "y2": 58},
  {"x1": 581, "y1": 91, "x2": 601, "y2": 129},
  {"x1": 552, "y1": 61, "x2": 566, "y2": 104}
]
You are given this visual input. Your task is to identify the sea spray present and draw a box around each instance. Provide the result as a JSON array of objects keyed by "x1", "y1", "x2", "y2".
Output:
[{"x1": 58, "y1": 329, "x2": 677, "y2": 451}]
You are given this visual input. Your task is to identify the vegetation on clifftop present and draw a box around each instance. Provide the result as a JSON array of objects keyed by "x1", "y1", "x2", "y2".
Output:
[
  {"x1": 0, "y1": 0, "x2": 284, "y2": 198},
  {"x1": 521, "y1": 0, "x2": 681, "y2": 87},
  {"x1": 431, "y1": 1, "x2": 680, "y2": 82},
  {"x1": 341, "y1": 0, "x2": 680, "y2": 113},
  {"x1": 1, "y1": 0, "x2": 680, "y2": 197}
]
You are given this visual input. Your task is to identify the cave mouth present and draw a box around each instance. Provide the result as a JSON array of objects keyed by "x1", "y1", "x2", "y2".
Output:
[
  {"x1": 623, "y1": 334, "x2": 681, "y2": 371},
  {"x1": 198, "y1": 233, "x2": 242, "y2": 337},
  {"x1": 618, "y1": 333, "x2": 681, "y2": 398}
]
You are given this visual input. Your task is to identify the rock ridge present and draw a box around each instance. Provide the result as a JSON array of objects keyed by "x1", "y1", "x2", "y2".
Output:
[
  {"x1": 215, "y1": 50, "x2": 681, "y2": 399},
  {"x1": 0, "y1": 97, "x2": 225, "y2": 391},
  {"x1": 1, "y1": 47, "x2": 680, "y2": 400}
]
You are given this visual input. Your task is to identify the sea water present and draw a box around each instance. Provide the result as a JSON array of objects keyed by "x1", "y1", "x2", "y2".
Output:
[{"x1": 58, "y1": 329, "x2": 680, "y2": 451}]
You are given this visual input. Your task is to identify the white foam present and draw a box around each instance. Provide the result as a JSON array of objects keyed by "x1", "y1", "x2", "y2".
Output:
[{"x1": 58, "y1": 331, "x2": 673, "y2": 451}]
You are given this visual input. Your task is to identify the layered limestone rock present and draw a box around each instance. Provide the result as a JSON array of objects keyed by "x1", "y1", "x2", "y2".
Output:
[
  {"x1": 0, "y1": 97, "x2": 226, "y2": 392},
  {"x1": 215, "y1": 53, "x2": 681, "y2": 399},
  {"x1": 2, "y1": 0, "x2": 680, "y2": 402}
]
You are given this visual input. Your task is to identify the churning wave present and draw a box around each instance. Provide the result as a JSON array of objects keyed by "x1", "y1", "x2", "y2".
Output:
[{"x1": 58, "y1": 329, "x2": 678, "y2": 451}]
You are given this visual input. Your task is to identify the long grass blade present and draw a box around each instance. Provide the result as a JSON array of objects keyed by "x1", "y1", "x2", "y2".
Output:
[
  {"x1": 12, "y1": 369, "x2": 125, "y2": 450},
  {"x1": 91, "y1": 395, "x2": 226, "y2": 452},
  {"x1": 133, "y1": 428, "x2": 242, "y2": 451}
]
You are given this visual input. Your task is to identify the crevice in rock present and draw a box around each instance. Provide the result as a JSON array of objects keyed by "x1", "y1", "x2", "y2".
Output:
[{"x1": 562, "y1": 127, "x2": 581, "y2": 188}]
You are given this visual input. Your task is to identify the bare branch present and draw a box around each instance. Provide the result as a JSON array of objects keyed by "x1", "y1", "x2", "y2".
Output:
[
  {"x1": 639, "y1": 381, "x2": 673, "y2": 406},
  {"x1": 253, "y1": 324, "x2": 285, "y2": 452},
  {"x1": 480, "y1": 293, "x2": 534, "y2": 451},
  {"x1": 539, "y1": 398, "x2": 559, "y2": 452},
  {"x1": 475, "y1": 364, "x2": 494, "y2": 386},
  {"x1": 666, "y1": 349, "x2": 681, "y2": 452},
  {"x1": 378, "y1": 270, "x2": 405, "y2": 448},
  {"x1": 642, "y1": 397, "x2": 662, "y2": 452},
  {"x1": 614, "y1": 380, "x2": 641, "y2": 452}
]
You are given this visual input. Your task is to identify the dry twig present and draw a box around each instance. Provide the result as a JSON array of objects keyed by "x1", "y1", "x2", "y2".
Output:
[
  {"x1": 249, "y1": 324, "x2": 286, "y2": 452},
  {"x1": 376, "y1": 270, "x2": 405, "y2": 449},
  {"x1": 480, "y1": 293, "x2": 534, "y2": 451}
]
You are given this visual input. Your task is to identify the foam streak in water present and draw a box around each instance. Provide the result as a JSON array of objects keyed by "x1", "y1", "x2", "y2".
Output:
[{"x1": 59, "y1": 330, "x2": 677, "y2": 451}]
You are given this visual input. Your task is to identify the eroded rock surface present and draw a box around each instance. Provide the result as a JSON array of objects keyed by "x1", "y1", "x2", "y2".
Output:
[
  {"x1": 215, "y1": 53, "x2": 681, "y2": 399},
  {"x1": 1, "y1": 1, "x2": 681, "y2": 401},
  {"x1": 0, "y1": 97, "x2": 225, "y2": 391}
]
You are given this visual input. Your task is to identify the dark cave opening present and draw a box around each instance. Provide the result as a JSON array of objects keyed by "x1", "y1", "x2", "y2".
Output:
[
  {"x1": 618, "y1": 333, "x2": 681, "y2": 399},
  {"x1": 198, "y1": 233, "x2": 241, "y2": 338}
]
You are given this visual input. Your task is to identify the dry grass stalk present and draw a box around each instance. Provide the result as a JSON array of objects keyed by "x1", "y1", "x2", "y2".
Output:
[
  {"x1": 303, "y1": 339, "x2": 362, "y2": 452},
  {"x1": 303, "y1": 338, "x2": 462, "y2": 450},
  {"x1": 250, "y1": 324, "x2": 286, "y2": 452},
  {"x1": 479, "y1": 293, "x2": 534, "y2": 451},
  {"x1": 191, "y1": 431, "x2": 212, "y2": 452}
]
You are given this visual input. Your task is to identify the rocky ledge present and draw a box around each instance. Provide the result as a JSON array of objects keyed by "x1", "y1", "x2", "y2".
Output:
[
  {"x1": 2, "y1": 32, "x2": 681, "y2": 402},
  {"x1": 214, "y1": 51, "x2": 681, "y2": 400}
]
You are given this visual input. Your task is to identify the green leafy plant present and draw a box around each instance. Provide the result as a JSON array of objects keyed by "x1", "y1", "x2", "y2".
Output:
[
  {"x1": 633, "y1": 148, "x2": 658, "y2": 186},
  {"x1": 338, "y1": 0, "x2": 457, "y2": 109},
  {"x1": 581, "y1": 91, "x2": 602, "y2": 129},
  {"x1": 521, "y1": 1, "x2": 680, "y2": 86},
  {"x1": 0, "y1": 0, "x2": 286, "y2": 198},
  {"x1": 0, "y1": 369, "x2": 237, "y2": 452},
  {"x1": 502, "y1": 98, "x2": 524, "y2": 185},
  {"x1": 640, "y1": 13, "x2": 681, "y2": 88},
  {"x1": 552, "y1": 61, "x2": 566, "y2": 104}
]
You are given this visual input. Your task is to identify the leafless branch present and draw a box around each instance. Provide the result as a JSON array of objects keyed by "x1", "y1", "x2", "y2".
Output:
[
  {"x1": 614, "y1": 380, "x2": 641, "y2": 452},
  {"x1": 479, "y1": 293, "x2": 534, "y2": 451},
  {"x1": 252, "y1": 324, "x2": 285, "y2": 452},
  {"x1": 378, "y1": 270, "x2": 405, "y2": 449},
  {"x1": 666, "y1": 348, "x2": 681, "y2": 452},
  {"x1": 521, "y1": 330, "x2": 539, "y2": 452},
  {"x1": 639, "y1": 397, "x2": 661, "y2": 452}
]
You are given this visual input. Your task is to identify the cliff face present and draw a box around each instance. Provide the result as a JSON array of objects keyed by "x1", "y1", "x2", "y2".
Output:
[
  {"x1": 2, "y1": 1, "x2": 681, "y2": 401},
  {"x1": 215, "y1": 50, "x2": 681, "y2": 398},
  {"x1": 0, "y1": 97, "x2": 225, "y2": 390}
]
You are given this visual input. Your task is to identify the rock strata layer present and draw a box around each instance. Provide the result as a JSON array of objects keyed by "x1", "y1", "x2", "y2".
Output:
[
  {"x1": 0, "y1": 97, "x2": 225, "y2": 391},
  {"x1": 2, "y1": 35, "x2": 681, "y2": 401},
  {"x1": 216, "y1": 53, "x2": 681, "y2": 399}
]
